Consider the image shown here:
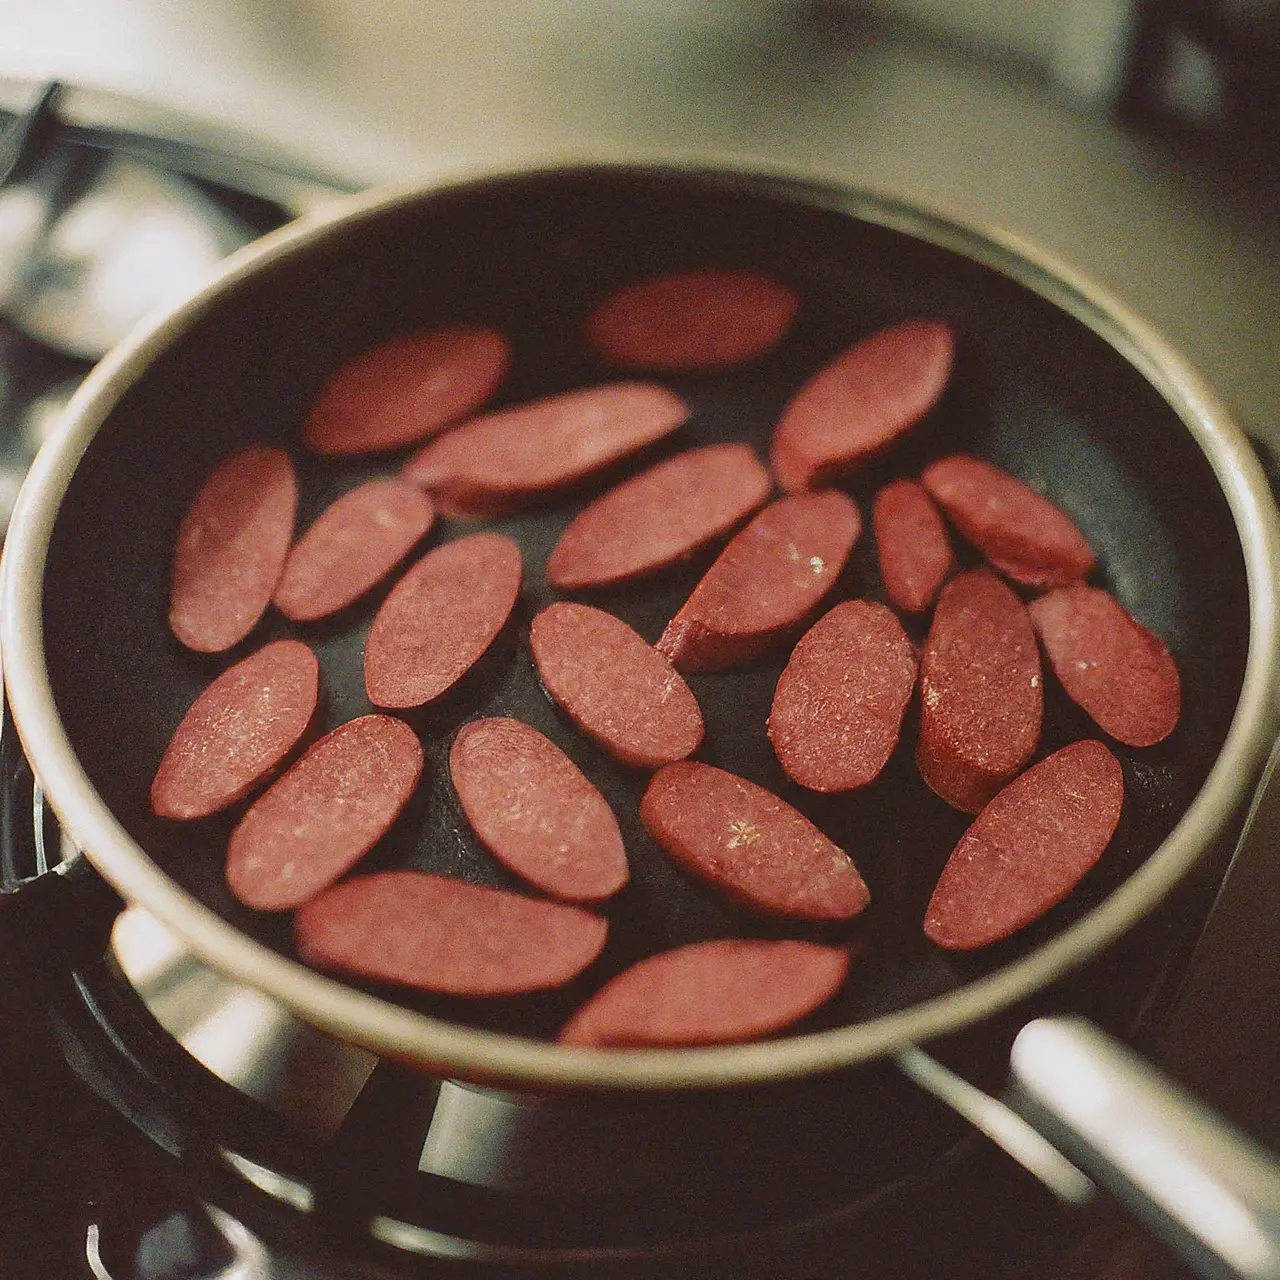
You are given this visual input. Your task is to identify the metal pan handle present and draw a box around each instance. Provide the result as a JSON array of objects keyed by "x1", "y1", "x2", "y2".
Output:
[
  {"x1": 900, "y1": 1022, "x2": 1280, "y2": 1279},
  {"x1": 1009, "y1": 1015, "x2": 1280, "y2": 1280}
]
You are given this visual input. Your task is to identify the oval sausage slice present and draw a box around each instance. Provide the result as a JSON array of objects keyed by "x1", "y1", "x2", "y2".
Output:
[
  {"x1": 917, "y1": 569, "x2": 1043, "y2": 813},
  {"x1": 558, "y1": 939, "x2": 849, "y2": 1047},
  {"x1": 226, "y1": 714, "x2": 424, "y2": 911},
  {"x1": 924, "y1": 740, "x2": 1124, "y2": 950},
  {"x1": 449, "y1": 718, "x2": 629, "y2": 902},
  {"x1": 921, "y1": 455, "x2": 1095, "y2": 588},
  {"x1": 300, "y1": 327, "x2": 510, "y2": 457},
  {"x1": 530, "y1": 603, "x2": 703, "y2": 768},
  {"x1": 770, "y1": 320, "x2": 954, "y2": 493},
  {"x1": 872, "y1": 478, "x2": 954, "y2": 613},
  {"x1": 273, "y1": 479, "x2": 435, "y2": 622},
  {"x1": 583, "y1": 269, "x2": 800, "y2": 371},
  {"x1": 169, "y1": 445, "x2": 297, "y2": 652},
  {"x1": 640, "y1": 762, "x2": 870, "y2": 920},
  {"x1": 546, "y1": 443, "x2": 772, "y2": 590},
  {"x1": 402, "y1": 382, "x2": 690, "y2": 513},
  {"x1": 656, "y1": 491, "x2": 861, "y2": 673},
  {"x1": 364, "y1": 533, "x2": 522, "y2": 709},
  {"x1": 294, "y1": 871, "x2": 609, "y2": 995},
  {"x1": 768, "y1": 601, "x2": 917, "y2": 793},
  {"x1": 150, "y1": 640, "x2": 319, "y2": 821},
  {"x1": 1029, "y1": 586, "x2": 1181, "y2": 747}
]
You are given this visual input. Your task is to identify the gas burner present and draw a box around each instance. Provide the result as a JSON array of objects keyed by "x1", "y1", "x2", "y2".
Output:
[
  {"x1": 0, "y1": 853, "x2": 1101, "y2": 1280},
  {"x1": 88, "y1": 901, "x2": 990, "y2": 1274},
  {"x1": 1, "y1": 727, "x2": 1223, "y2": 1277},
  {"x1": 56, "y1": 928, "x2": 1090, "y2": 1280}
]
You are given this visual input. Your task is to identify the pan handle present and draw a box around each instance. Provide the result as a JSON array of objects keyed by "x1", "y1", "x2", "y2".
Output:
[
  {"x1": 894, "y1": 1042, "x2": 1096, "y2": 1203},
  {"x1": 1008, "y1": 1016, "x2": 1280, "y2": 1280},
  {"x1": 899, "y1": 1022, "x2": 1280, "y2": 1280}
]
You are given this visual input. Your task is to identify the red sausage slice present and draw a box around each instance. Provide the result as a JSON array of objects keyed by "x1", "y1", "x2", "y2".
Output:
[
  {"x1": 558, "y1": 939, "x2": 849, "y2": 1047},
  {"x1": 226, "y1": 714, "x2": 424, "y2": 911},
  {"x1": 546, "y1": 444, "x2": 772, "y2": 590},
  {"x1": 273, "y1": 479, "x2": 435, "y2": 622},
  {"x1": 656, "y1": 491, "x2": 861, "y2": 673},
  {"x1": 917, "y1": 569, "x2": 1043, "y2": 813},
  {"x1": 150, "y1": 640, "x2": 319, "y2": 821},
  {"x1": 364, "y1": 533, "x2": 522, "y2": 709},
  {"x1": 770, "y1": 320, "x2": 954, "y2": 493},
  {"x1": 924, "y1": 740, "x2": 1124, "y2": 950},
  {"x1": 921, "y1": 455, "x2": 1095, "y2": 588},
  {"x1": 583, "y1": 269, "x2": 800, "y2": 371},
  {"x1": 449, "y1": 718, "x2": 629, "y2": 902},
  {"x1": 401, "y1": 382, "x2": 690, "y2": 512},
  {"x1": 300, "y1": 327, "x2": 509, "y2": 457},
  {"x1": 169, "y1": 445, "x2": 297, "y2": 652},
  {"x1": 294, "y1": 871, "x2": 608, "y2": 996},
  {"x1": 872, "y1": 478, "x2": 954, "y2": 613},
  {"x1": 640, "y1": 762, "x2": 870, "y2": 920},
  {"x1": 1029, "y1": 586, "x2": 1181, "y2": 747},
  {"x1": 401, "y1": 382, "x2": 689, "y2": 506},
  {"x1": 530, "y1": 603, "x2": 703, "y2": 768},
  {"x1": 768, "y1": 601, "x2": 917, "y2": 792}
]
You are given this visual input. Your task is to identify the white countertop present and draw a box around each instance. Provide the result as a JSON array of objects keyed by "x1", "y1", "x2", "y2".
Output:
[{"x1": 1, "y1": 1, "x2": 1275, "y2": 438}]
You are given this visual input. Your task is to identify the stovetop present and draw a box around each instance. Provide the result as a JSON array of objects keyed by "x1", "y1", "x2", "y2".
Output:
[
  {"x1": 0, "y1": 823, "x2": 1239, "y2": 1280},
  {"x1": 0, "y1": 896, "x2": 1164, "y2": 1280},
  {"x1": 0, "y1": 77, "x2": 1276, "y2": 1280}
]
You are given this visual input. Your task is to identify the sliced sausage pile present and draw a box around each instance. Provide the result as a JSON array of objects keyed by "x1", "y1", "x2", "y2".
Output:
[{"x1": 151, "y1": 268, "x2": 1183, "y2": 1050}]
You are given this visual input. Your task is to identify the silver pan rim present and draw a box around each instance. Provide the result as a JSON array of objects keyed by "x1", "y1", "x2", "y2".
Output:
[{"x1": 5, "y1": 156, "x2": 1278, "y2": 1091}]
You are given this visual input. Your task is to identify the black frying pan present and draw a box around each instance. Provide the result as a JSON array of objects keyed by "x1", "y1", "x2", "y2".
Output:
[{"x1": 3, "y1": 165, "x2": 1277, "y2": 1094}]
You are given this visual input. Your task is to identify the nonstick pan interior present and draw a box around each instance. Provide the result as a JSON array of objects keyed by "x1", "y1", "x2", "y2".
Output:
[{"x1": 34, "y1": 168, "x2": 1258, "y2": 1059}]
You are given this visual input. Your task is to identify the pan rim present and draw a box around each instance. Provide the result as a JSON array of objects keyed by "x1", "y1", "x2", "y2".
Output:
[{"x1": 4, "y1": 156, "x2": 1278, "y2": 1091}]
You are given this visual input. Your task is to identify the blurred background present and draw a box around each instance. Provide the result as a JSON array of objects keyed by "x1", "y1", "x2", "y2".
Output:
[
  {"x1": 0, "y1": 0, "x2": 1275, "y2": 511},
  {"x1": 0, "y1": 1, "x2": 1275, "y2": 425}
]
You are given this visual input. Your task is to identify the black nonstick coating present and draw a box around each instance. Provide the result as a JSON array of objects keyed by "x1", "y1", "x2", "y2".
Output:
[{"x1": 41, "y1": 168, "x2": 1250, "y2": 1048}]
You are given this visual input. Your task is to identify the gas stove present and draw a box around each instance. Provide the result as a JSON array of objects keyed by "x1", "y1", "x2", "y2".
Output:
[
  {"x1": 0, "y1": 77, "x2": 1274, "y2": 1280},
  {"x1": 0, "y1": 863, "x2": 1193, "y2": 1280}
]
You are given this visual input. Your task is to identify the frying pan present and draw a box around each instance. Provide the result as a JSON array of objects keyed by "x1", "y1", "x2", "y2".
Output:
[{"x1": 3, "y1": 164, "x2": 1279, "y2": 1115}]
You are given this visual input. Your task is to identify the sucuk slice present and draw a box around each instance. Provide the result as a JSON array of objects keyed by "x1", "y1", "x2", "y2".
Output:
[
  {"x1": 770, "y1": 319, "x2": 954, "y2": 493},
  {"x1": 917, "y1": 569, "x2": 1043, "y2": 813},
  {"x1": 226, "y1": 714, "x2": 424, "y2": 911},
  {"x1": 294, "y1": 871, "x2": 608, "y2": 996},
  {"x1": 1029, "y1": 586, "x2": 1181, "y2": 747},
  {"x1": 150, "y1": 640, "x2": 319, "y2": 821},
  {"x1": 640, "y1": 762, "x2": 870, "y2": 920},
  {"x1": 273, "y1": 479, "x2": 435, "y2": 622},
  {"x1": 530, "y1": 603, "x2": 703, "y2": 768},
  {"x1": 449, "y1": 718, "x2": 629, "y2": 902},
  {"x1": 656, "y1": 491, "x2": 860, "y2": 673},
  {"x1": 300, "y1": 326, "x2": 510, "y2": 457},
  {"x1": 768, "y1": 601, "x2": 917, "y2": 793},
  {"x1": 401, "y1": 382, "x2": 690, "y2": 513},
  {"x1": 545, "y1": 443, "x2": 772, "y2": 590},
  {"x1": 558, "y1": 939, "x2": 849, "y2": 1047},
  {"x1": 169, "y1": 445, "x2": 297, "y2": 652},
  {"x1": 583, "y1": 269, "x2": 800, "y2": 371},
  {"x1": 924, "y1": 740, "x2": 1124, "y2": 950},
  {"x1": 921, "y1": 455, "x2": 1095, "y2": 588},
  {"x1": 872, "y1": 478, "x2": 954, "y2": 613},
  {"x1": 364, "y1": 533, "x2": 522, "y2": 709}
]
